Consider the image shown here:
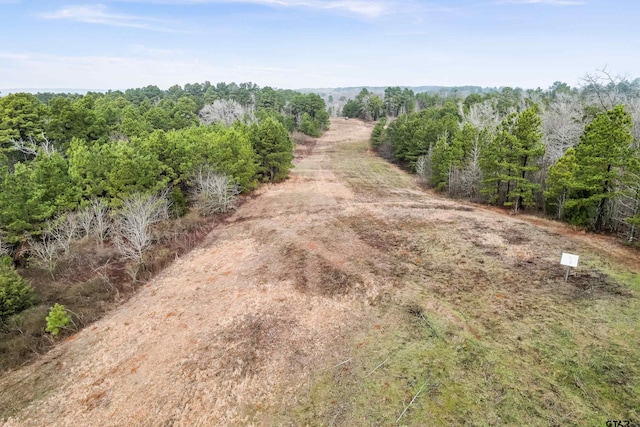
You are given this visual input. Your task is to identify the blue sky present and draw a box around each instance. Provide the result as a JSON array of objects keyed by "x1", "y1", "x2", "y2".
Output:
[{"x1": 0, "y1": 0, "x2": 638, "y2": 90}]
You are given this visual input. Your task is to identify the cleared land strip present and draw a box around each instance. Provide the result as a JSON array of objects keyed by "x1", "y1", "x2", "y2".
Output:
[{"x1": 1, "y1": 118, "x2": 639, "y2": 426}]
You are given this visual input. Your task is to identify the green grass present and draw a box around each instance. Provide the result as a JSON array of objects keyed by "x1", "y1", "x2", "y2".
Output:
[
  {"x1": 272, "y1": 138, "x2": 640, "y2": 426},
  {"x1": 281, "y1": 290, "x2": 639, "y2": 425}
]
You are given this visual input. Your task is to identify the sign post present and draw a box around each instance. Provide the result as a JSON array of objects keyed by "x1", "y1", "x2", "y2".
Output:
[{"x1": 560, "y1": 253, "x2": 579, "y2": 281}]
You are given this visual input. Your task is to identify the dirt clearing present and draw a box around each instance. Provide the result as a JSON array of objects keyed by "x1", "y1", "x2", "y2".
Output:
[{"x1": 1, "y1": 118, "x2": 639, "y2": 426}]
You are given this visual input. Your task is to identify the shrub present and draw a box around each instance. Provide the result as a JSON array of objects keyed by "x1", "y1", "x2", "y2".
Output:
[
  {"x1": 0, "y1": 255, "x2": 35, "y2": 319},
  {"x1": 45, "y1": 303, "x2": 70, "y2": 336},
  {"x1": 169, "y1": 186, "x2": 188, "y2": 218}
]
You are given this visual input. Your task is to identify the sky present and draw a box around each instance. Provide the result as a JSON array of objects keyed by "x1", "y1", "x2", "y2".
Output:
[{"x1": 0, "y1": 0, "x2": 638, "y2": 91}]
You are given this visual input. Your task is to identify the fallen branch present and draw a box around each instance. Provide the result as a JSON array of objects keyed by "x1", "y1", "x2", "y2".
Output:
[
  {"x1": 396, "y1": 378, "x2": 429, "y2": 423},
  {"x1": 365, "y1": 357, "x2": 389, "y2": 378},
  {"x1": 333, "y1": 358, "x2": 352, "y2": 368}
]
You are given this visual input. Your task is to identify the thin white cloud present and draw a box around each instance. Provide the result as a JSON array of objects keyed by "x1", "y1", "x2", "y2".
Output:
[
  {"x1": 41, "y1": 4, "x2": 186, "y2": 32},
  {"x1": 0, "y1": 52, "x2": 31, "y2": 60},
  {"x1": 497, "y1": 0, "x2": 585, "y2": 5},
  {"x1": 110, "y1": 0, "x2": 401, "y2": 19},
  {"x1": 281, "y1": 0, "x2": 390, "y2": 18},
  {"x1": 129, "y1": 45, "x2": 184, "y2": 57},
  {"x1": 236, "y1": 64, "x2": 298, "y2": 73},
  {"x1": 0, "y1": 51, "x2": 314, "y2": 89}
]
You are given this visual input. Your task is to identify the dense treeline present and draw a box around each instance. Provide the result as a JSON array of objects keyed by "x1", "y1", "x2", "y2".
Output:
[
  {"x1": 0, "y1": 82, "x2": 329, "y2": 243},
  {"x1": 0, "y1": 81, "x2": 329, "y2": 327},
  {"x1": 370, "y1": 73, "x2": 640, "y2": 244}
]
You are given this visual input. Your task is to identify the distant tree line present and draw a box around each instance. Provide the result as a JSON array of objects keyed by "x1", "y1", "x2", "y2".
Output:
[{"x1": 370, "y1": 71, "x2": 640, "y2": 244}]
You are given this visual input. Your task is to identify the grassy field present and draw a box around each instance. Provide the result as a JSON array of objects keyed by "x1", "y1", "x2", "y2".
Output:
[{"x1": 273, "y1": 140, "x2": 640, "y2": 426}]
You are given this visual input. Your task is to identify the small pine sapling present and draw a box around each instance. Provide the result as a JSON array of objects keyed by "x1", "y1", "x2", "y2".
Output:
[{"x1": 45, "y1": 303, "x2": 70, "y2": 337}]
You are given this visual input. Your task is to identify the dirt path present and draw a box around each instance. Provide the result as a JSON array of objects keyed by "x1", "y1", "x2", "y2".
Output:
[
  {"x1": 1, "y1": 118, "x2": 639, "y2": 426},
  {"x1": 0, "y1": 119, "x2": 375, "y2": 426}
]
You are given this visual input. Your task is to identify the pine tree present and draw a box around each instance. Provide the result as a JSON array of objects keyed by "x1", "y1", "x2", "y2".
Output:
[
  {"x1": 508, "y1": 108, "x2": 545, "y2": 211},
  {"x1": 0, "y1": 93, "x2": 45, "y2": 153},
  {"x1": 620, "y1": 152, "x2": 640, "y2": 242},
  {"x1": 430, "y1": 132, "x2": 451, "y2": 191},
  {"x1": 481, "y1": 108, "x2": 544, "y2": 211},
  {"x1": 252, "y1": 118, "x2": 293, "y2": 183},
  {"x1": 563, "y1": 105, "x2": 633, "y2": 231},
  {"x1": 0, "y1": 255, "x2": 34, "y2": 319},
  {"x1": 544, "y1": 148, "x2": 577, "y2": 219}
]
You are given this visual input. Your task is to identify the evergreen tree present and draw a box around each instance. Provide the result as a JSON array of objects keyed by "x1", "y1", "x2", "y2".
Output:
[
  {"x1": 252, "y1": 118, "x2": 293, "y2": 183},
  {"x1": 0, "y1": 161, "x2": 37, "y2": 242},
  {"x1": 563, "y1": 105, "x2": 633, "y2": 231},
  {"x1": 29, "y1": 152, "x2": 81, "y2": 220},
  {"x1": 45, "y1": 95, "x2": 108, "y2": 150},
  {"x1": 544, "y1": 148, "x2": 577, "y2": 219},
  {"x1": 103, "y1": 140, "x2": 169, "y2": 204},
  {"x1": 67, "y1": 138, "x2": 111, "y2": 200},
  {"x1": 481, "y1": 108, "x2": 544, "y2": 211},
  {"x1": 299, "y1": 113, "x2": 320, "y2": 137},
  {"x1": 0, "y1": 255, "x2": 34, "y2": 320},
  {"x1": 430, "y1": 132, "x2": 451, "y2": 190},
  {"x1": 0, "y1": 93, "x2": 45, "y2": 157},
  {"x1": 370, "y1": 118, "x2": 387, "y2": 149},
  {"x1": 620, "y1": 150, "x2": 640, "y2": 242}
]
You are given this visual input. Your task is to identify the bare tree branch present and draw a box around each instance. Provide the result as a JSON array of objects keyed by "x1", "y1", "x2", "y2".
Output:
[
  {"x1": 112, "y1": 191, "x2": 170, "y2": 261},
  {"x1": 198, "y1": 99, "x2": 254, "y2": 127},
  {"x1": 46, "y1": 214, "x2": 79, "y2": 255},
  {"x1": 459, "y1": 100, "x2": 501, "y2": 133},
  {"x1": 0, "y1": 234, "x2": 9, "y2": 257},
  {"x1": 541, "y1": 93, "x2": 584, "y2": 164},
  {"x1": 190, "y1": 166, "x2": 240, "y2": 216},
  {"x1": 28, "y1": 233, "x2": 62, "y2": 277},
  {"x1": 90, "y1": 199, "x2": 111, "y2": 246},
  {"x1": 11, "y1": 133, "x2": 56, "y2": 158},
  {"x1": 415, "y1": 153, "x2": 431, "y2": 184}
]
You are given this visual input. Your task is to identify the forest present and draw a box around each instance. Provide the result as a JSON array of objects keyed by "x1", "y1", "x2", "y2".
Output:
[
  {"x1": 351, "y1": 74, "x2": 640, "y2": 245},
  {"x1": 0, "y1": 82, "x2": 329, "y2": 367}
]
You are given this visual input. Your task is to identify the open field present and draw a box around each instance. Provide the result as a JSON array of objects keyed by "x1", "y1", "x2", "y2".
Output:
[{"x1": 1, "y1": 118, "x2": 639, "y2": 426}]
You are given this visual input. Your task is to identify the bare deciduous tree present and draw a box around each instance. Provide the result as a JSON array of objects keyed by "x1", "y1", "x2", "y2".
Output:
[
  {"x1": 112, "y1": 192, "x2": 170, "y2": 261},
  {"x1": 613, "y1": 169, "x2": 640, "y2": 243},
  {"x1": 190, "y1": 167, "x2": 240, "y2": 216},
  {"x1": 46, "y1": 214, "x2": 79, "y2": 255},
  {"x1": 77, "y1": 204, "x2": 95, "y2": 238},
  {"x1": 459, "y1": 135, "x2": 483, "y2": 201},
  {"x1": 541, "y1": 93, "x2": 584, "y2": 164},
  {"x1": 448, "y1": 166, "x2": 462, "y2": 197},
  {"x1": 28, "y1": 233, "x2": 62, "y2": 276},
  {"x1": 624, "y1": 97, "x2": 640, "y2": 148},
  {"x1": 415, "y1": 153, "x2": 431, "y2": 184},
  {"x1": 581, "y1": 68, "x2": 637, "y2": 111},
  {"x1": 90, "y1": 199, "x2": 111, "y2": 246},
  {"x1": 12, "y1": 134, "x2": 56, "y2": 158},
  {"x1": 459, "y1": 100, "x2": 501, "y2": 133},
  {"x1": 198, "y1": 99, "x2": 251, "y2": 127}
]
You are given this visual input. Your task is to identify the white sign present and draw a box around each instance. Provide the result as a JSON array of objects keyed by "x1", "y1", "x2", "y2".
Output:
[{"x1": 560, "y1": 253, "x2": 579, "y2": 268}]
